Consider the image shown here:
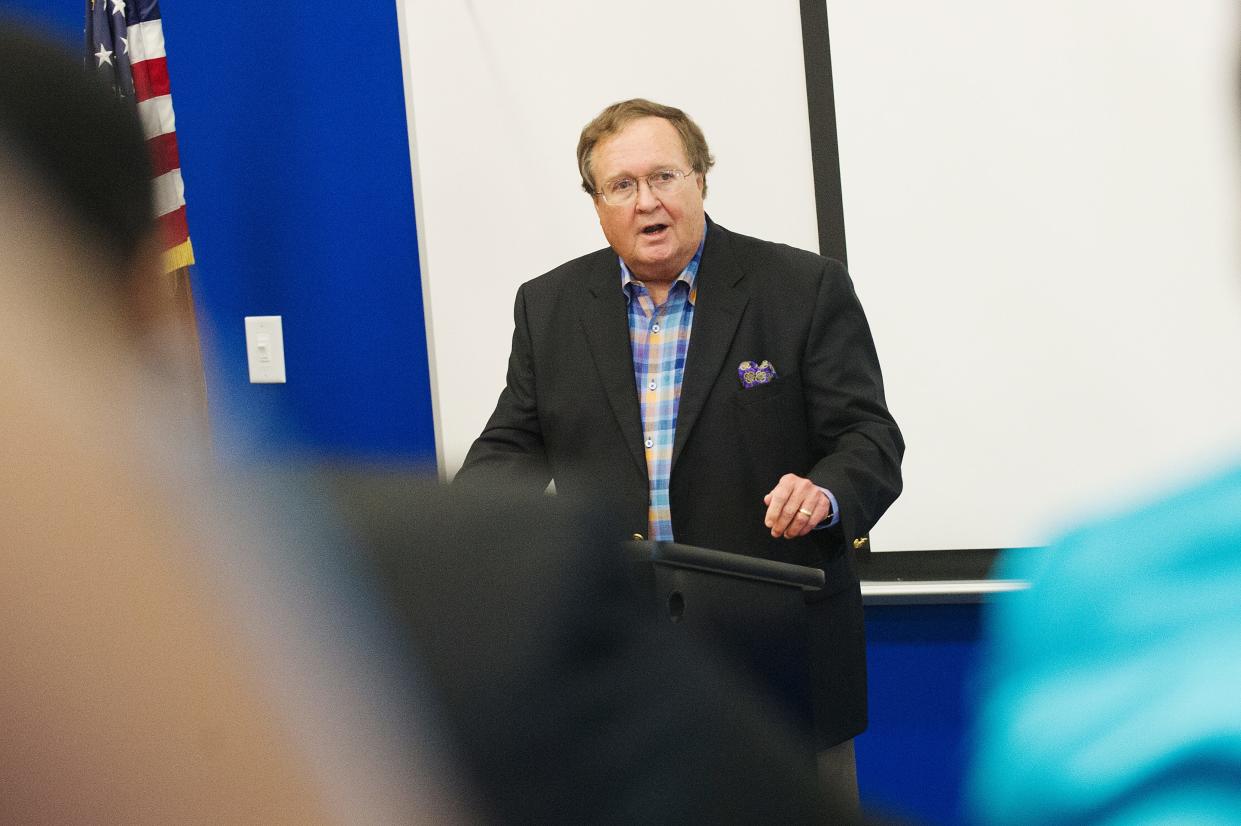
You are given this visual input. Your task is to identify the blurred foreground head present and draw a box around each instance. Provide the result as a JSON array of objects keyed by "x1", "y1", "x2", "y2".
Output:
[{"x1": 0, "y1": 22, "x2": 464, "y2": 825}]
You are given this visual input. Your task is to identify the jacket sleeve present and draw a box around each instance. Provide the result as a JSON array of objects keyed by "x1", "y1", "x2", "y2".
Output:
[
  {"x1": 803, "y1": 258, "x2": 904, "y2": 548},
  {"x1": 455, "y1": 284, "x2": 552, "y2": 493}
]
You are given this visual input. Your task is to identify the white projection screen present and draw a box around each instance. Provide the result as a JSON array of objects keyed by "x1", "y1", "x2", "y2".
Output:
[{"x1": 398, "y1": 0, "x2": 1241, "y2": 552}]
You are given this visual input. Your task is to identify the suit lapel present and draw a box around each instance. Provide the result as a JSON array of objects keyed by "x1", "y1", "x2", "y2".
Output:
[
  {"x1": 580, "y1": 255, "x2": 648, "y2": 480},
  {"x1": 672, "y1": 223, "x2": 748, "y2": 470}
]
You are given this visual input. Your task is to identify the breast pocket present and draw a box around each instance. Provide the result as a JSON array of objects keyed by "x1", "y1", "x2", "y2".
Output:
[{"x1": 732, "y1": 378, "x2": 791, "y2": 408}]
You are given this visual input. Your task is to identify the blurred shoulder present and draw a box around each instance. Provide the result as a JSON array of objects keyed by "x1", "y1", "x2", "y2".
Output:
[{"x1": 972, "y1": 463, "x2": 1241, "y2": 824}]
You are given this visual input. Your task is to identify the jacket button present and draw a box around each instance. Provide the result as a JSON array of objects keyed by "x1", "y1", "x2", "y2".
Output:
[
  {"x1": 852, "y1": 537, "x2": 869, "y2": 549},
  {"x1": 632, "y1": 533, "x2": 645, "y2": 541}
]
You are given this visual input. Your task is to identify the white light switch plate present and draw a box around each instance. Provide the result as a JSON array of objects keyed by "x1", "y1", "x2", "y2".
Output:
[{"x1": 244, "y1": 315, "x2": 286, "y2": 384}]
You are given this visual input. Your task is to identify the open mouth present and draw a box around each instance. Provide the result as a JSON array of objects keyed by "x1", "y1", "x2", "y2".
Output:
[{"x1": 641, "y1": 223, "x2": 668, "y2": 236}]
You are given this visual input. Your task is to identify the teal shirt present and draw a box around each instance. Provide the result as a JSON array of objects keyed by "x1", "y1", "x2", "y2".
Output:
[{"x1": 970, "y1": 461, "x2": 1241, "y2": 825}]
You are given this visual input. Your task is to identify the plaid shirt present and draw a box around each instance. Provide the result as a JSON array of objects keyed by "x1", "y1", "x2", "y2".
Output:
[{"x1": 622, "y1": 238, "x2": 705, "y2": 541}]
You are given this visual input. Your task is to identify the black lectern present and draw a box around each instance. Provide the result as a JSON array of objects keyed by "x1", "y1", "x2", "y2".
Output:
[{"x1": 626, "y1": 541, "x2": 824, "y2": 735}]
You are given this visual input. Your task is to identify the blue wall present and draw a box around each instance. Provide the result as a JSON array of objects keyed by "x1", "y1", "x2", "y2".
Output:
[
  {"x1": 3, "y1": 4, "x2": 984, "y2": 824},
  {"x1": 859, "y1": 604, "x2": 984, "y2": 825}
]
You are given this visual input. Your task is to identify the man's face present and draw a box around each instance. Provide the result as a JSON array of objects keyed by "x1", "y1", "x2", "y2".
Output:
[{"x1": 590, "y1": 116, "x2": 706, "y2": 285}]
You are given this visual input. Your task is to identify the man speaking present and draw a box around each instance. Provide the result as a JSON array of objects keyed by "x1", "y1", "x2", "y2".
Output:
[{"x1": 457, "y1": 98, "x2": 904, "y2": 799}]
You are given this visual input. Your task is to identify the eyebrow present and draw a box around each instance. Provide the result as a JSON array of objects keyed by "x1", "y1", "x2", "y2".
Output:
[{"x1": 603, "y1": 164, "x2": 681, "y2": 182}]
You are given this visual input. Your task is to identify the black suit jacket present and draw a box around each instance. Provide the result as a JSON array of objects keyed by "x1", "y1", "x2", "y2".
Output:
[{"x1": 459, "y1": 219, "x2": 904, "y2": 745}]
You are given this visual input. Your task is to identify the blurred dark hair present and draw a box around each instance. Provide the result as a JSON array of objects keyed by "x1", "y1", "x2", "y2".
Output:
[{"x1": 0, "y1": 20, "x2": 155, "y2": 281}]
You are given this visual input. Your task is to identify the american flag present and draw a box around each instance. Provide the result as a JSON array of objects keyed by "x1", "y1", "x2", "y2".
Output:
[
  {"x1": 87, "y1": 0, "x2": 209, "y2": 430},
  {"x1": 87, "y1": 0, "x2": 194, "y2": 273}
]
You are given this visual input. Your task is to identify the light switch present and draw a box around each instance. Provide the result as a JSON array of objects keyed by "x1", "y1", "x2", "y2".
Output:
[{"x1": 244, "y1": 316, "x2": 286, "y2": 383}]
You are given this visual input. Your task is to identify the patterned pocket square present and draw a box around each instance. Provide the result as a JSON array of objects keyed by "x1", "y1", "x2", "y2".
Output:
[{"x1": 738, "y1": 360, "x2": 777, "y2": 389}]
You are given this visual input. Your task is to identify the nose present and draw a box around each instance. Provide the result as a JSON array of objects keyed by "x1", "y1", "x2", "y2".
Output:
[{"x1": 634, "y1": 177, "x2": 660, "y2": 211}]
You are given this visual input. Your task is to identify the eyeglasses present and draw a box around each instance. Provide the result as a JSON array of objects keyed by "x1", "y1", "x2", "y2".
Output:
[{"x1": 595, "y1": 168, "x2": 695, "y2": 206}]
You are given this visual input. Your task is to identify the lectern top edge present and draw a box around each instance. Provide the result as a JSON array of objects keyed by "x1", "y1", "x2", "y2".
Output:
[{"x1": 627, "y1": 540, "x2": 825, "y2": 592}]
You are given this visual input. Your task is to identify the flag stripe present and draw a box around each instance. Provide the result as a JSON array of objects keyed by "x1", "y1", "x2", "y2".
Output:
[
  {"x1": 162, "y1": 239, "x2": 195, "y2": 274},
  {"x1": 152, "y1": 168, "x2": 186, "y2": 217},
  {"x1": 158, "y1": 205, "x2": 190, "y2": 247},
  {"x1": 127, "y1": 20, "x2": 166, "y2": 64},
  {"x1": 136, "y1": 94, "x2": 176, "y2": 140},
  {"x1": 146, "y1": 131, "x2": 181, "y2": 179},
  {"x1": 131, "y1": 56, "x2": 170, "y2": 102}
]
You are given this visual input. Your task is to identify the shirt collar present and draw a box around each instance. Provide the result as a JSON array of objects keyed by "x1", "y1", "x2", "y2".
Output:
[{"x1": 620, "y1": 226, "x2": 707, "y2": 306}]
